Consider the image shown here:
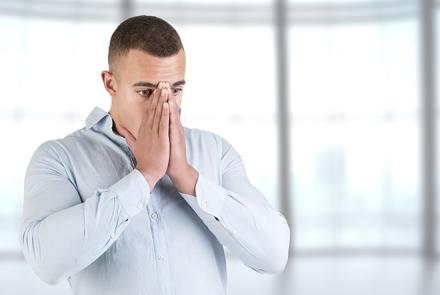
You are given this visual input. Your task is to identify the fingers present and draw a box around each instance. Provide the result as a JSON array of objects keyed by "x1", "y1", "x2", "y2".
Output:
[
  {"x1": 159, "y1": 102, "x2": 170, "y2": 140},
  {"x1": 168, "y1": 93, "x2": 180, "y2": 129},
  {"x1": 146, "y1": 87, "x2": 161, "y2": 129},
  {"x1": 153, "y1": 87, "x2": 169, "y2": 134}
]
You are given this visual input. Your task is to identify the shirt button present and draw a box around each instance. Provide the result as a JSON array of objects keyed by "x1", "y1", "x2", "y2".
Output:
[
  {"x1": 150, "y1": 212, "x2": 158, "y2": 220},
  {"x1": 110, "y1": 232, "x2": 115, "y2": 239},
  {"x1": 157, "y1": 256, "x2": 163, "y2": 261},
  {"x1": 137, "y1": 201, "x2": 143, "y2": 209}
]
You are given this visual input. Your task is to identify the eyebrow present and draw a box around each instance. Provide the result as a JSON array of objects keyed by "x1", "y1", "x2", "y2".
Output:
[{"x1": 132, "y1": 80, "x2": 186, "y2": 88}]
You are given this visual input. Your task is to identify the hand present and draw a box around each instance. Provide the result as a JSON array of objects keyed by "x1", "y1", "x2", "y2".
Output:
[
  {"x1": 165, "y1": 84, "x2": 188, "y2": 177},
  {"x1": 119, "y1": 82, "x2": 170, "y2": 189},
  {"x1": 165, "y1": 84, "x2": 199, "y2": 196}
]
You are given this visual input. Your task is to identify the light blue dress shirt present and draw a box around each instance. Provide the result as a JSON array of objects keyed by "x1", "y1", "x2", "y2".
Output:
[{"x1": 20, "y1": 106, "x2": 291, "y2": 295}]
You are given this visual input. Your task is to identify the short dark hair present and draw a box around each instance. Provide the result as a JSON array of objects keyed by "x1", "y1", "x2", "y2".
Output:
[{"x1": 108, "y1": 15, "x2": 184, "y2": 70}]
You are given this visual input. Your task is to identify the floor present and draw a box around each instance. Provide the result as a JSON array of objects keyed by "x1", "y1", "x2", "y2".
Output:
[{"x1": 1, "y1": 254, "x2": 440, "y2": 295}]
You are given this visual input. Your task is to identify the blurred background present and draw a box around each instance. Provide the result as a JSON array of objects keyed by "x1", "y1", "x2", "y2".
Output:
[{"x1": 0, "y1": 0, "x2": 439, "y2": 294}]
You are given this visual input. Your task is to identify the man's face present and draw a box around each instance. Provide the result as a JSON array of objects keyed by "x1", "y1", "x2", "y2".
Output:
[{"x1": 103, "y1": 48, "x2": 186, "y2": 139}]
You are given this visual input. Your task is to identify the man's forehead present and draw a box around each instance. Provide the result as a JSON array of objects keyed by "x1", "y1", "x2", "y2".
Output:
[{"x1": 114, "y1": 49, "x2": 185, "y2": 84}]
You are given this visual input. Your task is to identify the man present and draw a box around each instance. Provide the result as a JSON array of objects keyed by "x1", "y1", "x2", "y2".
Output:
[{"x1": 20, "y1": 15, "x2": 290, "y2": 295}]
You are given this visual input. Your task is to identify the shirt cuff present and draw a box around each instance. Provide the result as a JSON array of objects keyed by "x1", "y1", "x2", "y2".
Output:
[
  {"x1": 109, "y1": 168, "x2": 152, "y2": 217},
  {"x1": 179, "y1": 172, "x2": 226, "y2": 222}
]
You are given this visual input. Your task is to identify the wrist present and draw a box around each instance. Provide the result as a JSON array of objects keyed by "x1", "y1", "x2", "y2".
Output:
[
  {"x1": 170, "y1": 165, "x2": 198, "y2": 196},
  {"x1": 136, "y1": 168, "x2": 158, "y2": 189},
  {"x1": 168, "y1": 163, "x2": 191, "y2": 180}
]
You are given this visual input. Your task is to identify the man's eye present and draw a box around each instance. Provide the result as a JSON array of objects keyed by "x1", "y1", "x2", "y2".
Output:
[
  {"x1": 137, "y1": 89, "x2": 153, "y2": 97},
  {"x1": 172, "y1": 88, "x2": 183, "y2": 95}
]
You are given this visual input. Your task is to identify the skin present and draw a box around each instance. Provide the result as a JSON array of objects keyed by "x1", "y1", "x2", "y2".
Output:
[{"x1": 100, "y1": 48, "x2": 198, "y2": 196}]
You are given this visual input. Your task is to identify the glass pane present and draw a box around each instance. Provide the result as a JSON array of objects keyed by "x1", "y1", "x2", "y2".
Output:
[
  {"x1": 178, "y1": 25, "x2": 279, "y2": 208},
  {"x1": 289, "y1": 20, "x2": 421, "y2": 250},
  {"x1": 0, "y1": 16, "x2": 116, "y2": 251},
  {"x1": 0, "y1": 19, "x2": 279, "y2": 251},
  {"x1": 292, "y1": 118, "x2": 420, "y2": 249}
]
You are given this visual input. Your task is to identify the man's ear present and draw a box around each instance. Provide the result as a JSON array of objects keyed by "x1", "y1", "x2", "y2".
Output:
[{"x1": 101, "y1": 70, "x2": 118, "y2": 96}]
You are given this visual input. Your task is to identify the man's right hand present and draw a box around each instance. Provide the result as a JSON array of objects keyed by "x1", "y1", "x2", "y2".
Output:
[{"x1": 119, "y1": 82, "x2": 170, "y2": 190}]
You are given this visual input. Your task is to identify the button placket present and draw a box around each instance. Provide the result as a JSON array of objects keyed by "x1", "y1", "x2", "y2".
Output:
[{"x1": 147, "y1": 197, "x2": 171, "y2": 294}]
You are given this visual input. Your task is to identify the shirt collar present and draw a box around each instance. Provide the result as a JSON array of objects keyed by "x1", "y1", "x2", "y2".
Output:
[
  {"x1": 85, "y1": 106, "x2": 128, "y2": 147},
  {"x1": 85, "y1": 106, "x2": 109, "y2": 130}
]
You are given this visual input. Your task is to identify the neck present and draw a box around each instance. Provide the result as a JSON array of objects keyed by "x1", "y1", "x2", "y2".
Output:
[{"x1": 108, "y1": 108, "x2": 123, "y2": 138}]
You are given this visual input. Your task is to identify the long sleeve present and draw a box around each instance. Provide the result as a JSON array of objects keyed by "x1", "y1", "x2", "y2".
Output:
[
  {"x1": 179, "y1": 136, "x2": 291, "y2": 274},
  {"x1": 19, "y1": 141, "x2": 152, "y2": 285}
]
